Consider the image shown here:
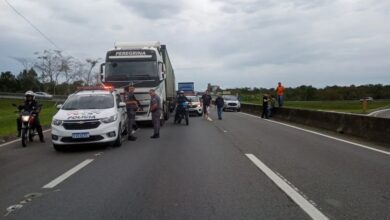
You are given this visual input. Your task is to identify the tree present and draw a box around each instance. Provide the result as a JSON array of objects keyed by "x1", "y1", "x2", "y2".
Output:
[
  {"x1": 85, "y1": 58, "x2": 100, "y2": 86},
  {"x1": 34, "y1": 50, "x2": 63, "y2": 95},
  {"x1": 17, "y1": 68, "x2": 41, "y2": 92},
  {"x1": 0, "y1": 71, "x2": 19, "y2": 92}
]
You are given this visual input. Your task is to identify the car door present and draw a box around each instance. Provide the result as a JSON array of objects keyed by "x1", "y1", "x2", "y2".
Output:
[{"x1": 116, "y1": 93, "x2": 127, "y2": 130}]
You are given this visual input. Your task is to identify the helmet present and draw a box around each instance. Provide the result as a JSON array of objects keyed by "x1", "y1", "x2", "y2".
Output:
[
  {"x1": 179, "y1": 91, "x2": 184, "y2": 94},
  {"x1": 25, "y1": 90, "x2": 35, "y2": 99}
]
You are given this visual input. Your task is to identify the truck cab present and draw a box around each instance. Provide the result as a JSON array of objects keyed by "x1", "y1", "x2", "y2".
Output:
[{"x1": 100, "y1": 42, "x2": 175, "y2": 122}]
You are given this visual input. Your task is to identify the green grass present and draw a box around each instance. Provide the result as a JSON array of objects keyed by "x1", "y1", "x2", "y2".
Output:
[
  {"x1": 0, "y1": 98, "x2": 58, "y2": 138},
  {"x1": 243, "y1": 99, "x2": 390, "y2": 114}
]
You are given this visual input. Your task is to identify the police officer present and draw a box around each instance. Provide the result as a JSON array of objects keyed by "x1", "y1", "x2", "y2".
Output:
[
  {"x1": 149, "y1": 89, "x2": 161, "y2": 138},
  {"x1": 175, "y1": 91, "x2": 190, "y2": 123},
  {"x1": 17, "y1": 91, "x2": 45, "y2": 142},
  {"x1": 125, "y1": 85, "x2": 141, "y2": 141}
]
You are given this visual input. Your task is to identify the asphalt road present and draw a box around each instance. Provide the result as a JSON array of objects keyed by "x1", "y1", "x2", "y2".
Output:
[
  {"x1": 1, "y1": 110, "x2": 389, "y2": 220},
  {"x1": 369, "y1": 108, "x2": 390, "y2": 118}
]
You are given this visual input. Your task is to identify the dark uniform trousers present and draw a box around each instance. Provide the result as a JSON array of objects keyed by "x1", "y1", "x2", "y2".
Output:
[
  {"x1": 127, "y1": 108, "x2": 136, "y2": 136},
  {"x1": 152, "y1": 110, "x2": 161, "y2": 135}
]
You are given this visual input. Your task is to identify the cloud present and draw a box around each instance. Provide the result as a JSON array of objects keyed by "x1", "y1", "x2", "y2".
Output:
[
  {"x1": 0, "y1": 0, "x2": 389, "y2": 90},
  {"x1": 117, "y1": 0, "x2": 184, "y2": 20}
]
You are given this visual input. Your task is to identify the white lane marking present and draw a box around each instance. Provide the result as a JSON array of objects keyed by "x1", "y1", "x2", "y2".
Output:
[
  {"x1": 240, "y1": 112, "x2": 390, "y2": 156},
  {"x1": 368, "y1": 108, "x2": 390, "y2": 117},
  {"x1": 246, "y1": 154, "x2": 328, "y2": 220},
  {"x1": 0, "y1": 129, "x2": 51, "y2": 148},
  {"x1": 42, "y1": 159, "x2": 94, "y2": 189}
]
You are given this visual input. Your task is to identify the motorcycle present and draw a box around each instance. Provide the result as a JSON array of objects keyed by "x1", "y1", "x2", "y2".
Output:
[
  {"x1": 174, "y1": 101, "x2": 189, "y2": 125},
  {"x1": 13, "y1": 104, "x2": 42, "y2": 147}
]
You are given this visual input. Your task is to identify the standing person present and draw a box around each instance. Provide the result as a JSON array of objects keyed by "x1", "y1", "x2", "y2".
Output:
[
  {"x1": 261, "y1": 93, "x2": 269, "y2": 119},
  {"x1": 149, "y1": 89, "x2": 161, "y2": 138},
  {"x1": 276, "y1": 82, "x2": 285, "y2": 107},
  {"x1": 201, "y1": 90, "x2": 212, "y2": 121},
  {"x1": 125, "y1": 85, "x2": 141, "y2": 141},
  {"x1": 215, "y1": 94, "x2": 225, "y2": 120}
]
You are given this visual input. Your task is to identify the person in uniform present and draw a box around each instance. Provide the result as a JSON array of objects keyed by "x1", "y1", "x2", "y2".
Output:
[
  {"x1": 149, "y1": 89, "x2": 161, "y2": 138},
  {"x1": 125, "y1": 85, "x2": 141, "y2": 141},
  {"x1": 175, "y1": 91, "x2": 190, "y2": 123},
  {"x1": 17, "y1": 91, "x2": 45, "y2": 142}
]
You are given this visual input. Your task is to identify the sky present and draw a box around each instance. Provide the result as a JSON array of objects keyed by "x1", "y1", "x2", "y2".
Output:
[{"x1": 0, "y1": 0, "x2": 389, "y2": 91}]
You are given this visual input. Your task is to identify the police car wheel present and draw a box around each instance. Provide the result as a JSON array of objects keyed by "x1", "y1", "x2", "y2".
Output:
[
  {"x1": 53, "y1": 144, "x2": 65, "y2": 151},
  {"x1": 113, "y1": 124, "x2": 122, "y2": 147}
]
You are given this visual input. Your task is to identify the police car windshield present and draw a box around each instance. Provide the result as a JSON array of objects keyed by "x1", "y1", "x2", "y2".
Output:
[{"x1": 62, "y1": 94, "x2": 114, "y2": 110}]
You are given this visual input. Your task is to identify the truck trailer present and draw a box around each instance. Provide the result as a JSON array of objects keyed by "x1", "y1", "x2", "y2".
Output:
[
  {"x1": 100, "y1": 41, "x2": 175, "y2": 122},
  {"x1": 178, "y1": 82, "x2": 195, "y2": 96}
]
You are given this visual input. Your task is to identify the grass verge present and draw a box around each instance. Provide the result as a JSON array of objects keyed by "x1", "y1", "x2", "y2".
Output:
[{"x1": 0, "y1": 98, "x2": 58, "y2": 138}]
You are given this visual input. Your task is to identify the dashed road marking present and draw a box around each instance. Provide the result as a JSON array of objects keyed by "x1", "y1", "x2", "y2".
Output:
[
  {"x1": 246, "y1": 154, "x2": 328, "y2": 220},
  {"x1": 43, "y1": 159, "x2": 94, "y2": 189}
]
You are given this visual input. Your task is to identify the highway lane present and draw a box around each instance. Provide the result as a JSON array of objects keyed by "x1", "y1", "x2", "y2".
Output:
[
  {"x1": 1, "y1": 110, "x2": 389, "y2": 219},
  {"x1": 369, "y1": 108, "x2": 390, "y2": 118}
]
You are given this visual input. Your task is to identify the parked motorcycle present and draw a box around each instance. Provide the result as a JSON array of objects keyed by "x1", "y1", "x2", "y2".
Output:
[{"x1": 174, "y1": 101, "x2": 189, "y2": 125}]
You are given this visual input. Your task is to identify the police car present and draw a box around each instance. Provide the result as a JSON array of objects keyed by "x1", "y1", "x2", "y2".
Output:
[{"x1": 51, "y1": 86, "x2": 127, "y2": 151}]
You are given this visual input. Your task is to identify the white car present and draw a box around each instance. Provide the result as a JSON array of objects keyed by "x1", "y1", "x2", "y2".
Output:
[
  {"x1": 51, "y1": 87, "x2": 127, "y2": 151},
  {"x1": 187, "y1": 96, "x2": 203, "y2": 116},
  {"x1": 34, "y1": 92, "x2": 53, "y2": 99},
  {"x1": 223, "y1": 95, "x2": 241, "y2": 112}
]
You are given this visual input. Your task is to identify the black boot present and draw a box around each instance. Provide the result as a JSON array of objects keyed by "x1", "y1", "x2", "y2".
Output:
[
  {"x1": 128, "y1": 135, "x2": 137, "y2": 141},
  {"x1": 150, "y1": 134, "x2": 159, "y2": 139}
]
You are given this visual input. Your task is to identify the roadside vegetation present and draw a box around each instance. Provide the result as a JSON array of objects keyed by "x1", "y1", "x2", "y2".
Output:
[
  {"x1": 242, "y1": 99, "x2": 390, "y2": 114},
  {"x1": 227, "y1": 84, "x2": 390, "y2": 114},
  {"x1": 0, "y1": 98, "x2": 58, "y2": 138}
]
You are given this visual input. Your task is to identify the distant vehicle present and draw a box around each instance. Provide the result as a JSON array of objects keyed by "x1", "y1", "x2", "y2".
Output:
[
  {"x1": 360, "y1": 97, "x2": 374, "y2": 102},
  {"x1": 178, "y1": 82, "x2": 195, "y2": 96},
  {"x1": 223, "y1": 95, "x2": 241, "y2": 112},
  {"x1": 187, "y1": 96, "x2": 203, "y2": 116},
  {"x1": 51, "y1": 86, "x2": 128, "y2": 151},
  {"x1": 34, "y1": 92, "x2": 53, "y2": 99}
]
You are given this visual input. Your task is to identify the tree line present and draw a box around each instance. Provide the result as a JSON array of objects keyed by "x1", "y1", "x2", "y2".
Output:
[
  {"x1": 0, "y1": 49, "x2": 100, "y2": 95},
  {"x1": 228, "y1": 84, "x2": 390, "y2": 101}
]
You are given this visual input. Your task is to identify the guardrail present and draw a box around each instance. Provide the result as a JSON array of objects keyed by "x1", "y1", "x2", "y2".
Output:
[
  {"x1": 0, "y1": 92, "x2": 67, "y2": 102},
  {"x1": 241, "y1": 103, "x2": 390, "y2": 147}
]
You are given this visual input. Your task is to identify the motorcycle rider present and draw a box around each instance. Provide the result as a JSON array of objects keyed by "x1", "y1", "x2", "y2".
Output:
[
  {"x1": 175, "y1": 91, "x2": 190, "y2": 122},
  {"x1": 17, "y1": 91, "x2": 45, "y2": 142}
]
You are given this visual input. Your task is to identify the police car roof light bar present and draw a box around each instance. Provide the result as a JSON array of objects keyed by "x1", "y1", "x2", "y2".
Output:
[{"x1": 76, "y1": 84, "x2": 115, "y2": 92}]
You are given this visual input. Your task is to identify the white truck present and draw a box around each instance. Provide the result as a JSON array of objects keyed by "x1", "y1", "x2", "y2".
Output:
[{"x1": 100, "y1": 42, "x2": 176, "y2": 123}]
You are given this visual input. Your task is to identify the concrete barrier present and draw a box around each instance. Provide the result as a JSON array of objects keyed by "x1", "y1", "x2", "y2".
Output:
[{"x1": 241, "y1": 103, "x2": 390, "y2": 146}]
